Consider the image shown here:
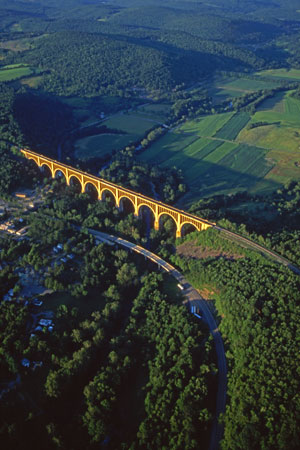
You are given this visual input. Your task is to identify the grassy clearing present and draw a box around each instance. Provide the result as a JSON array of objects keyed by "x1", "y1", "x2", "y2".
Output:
[
  {"x1": 0, "y1": 64, "x2": 37, "y2": 81},
  {"x1": 103, "y1": 113, "x2": 159, "y2": 135},
  {"x1": 179, "y1": 112, "x2": 233, "y2": 136},
  {"x1": 75, "y1": 133, "x2": 139, "y2": 160},
  {"x1": 209, "y1": 75, "x2": 279, "y2": 103},
  {"x1": 218, "y1": 144, "x2": 271, "y2": 175},
  {"x1": 203, "y1": 141, "x2": 237, "y2": 164},
  {"x1": 264, "y1": 148, "x2": 300, "y2": 184},
  {"x1": 248, "y1": 93, "x2": 300, "y2": 129},
  {"x1": 140, "y1": 111, "x2": 276, "y2": 203},
  {"x1": 139, "y1": 132, "x2": 197, "y2": 164},
  {"x1": 21, "y1": 75, "x2": 43, "y2": 88},
  {"x1": 0, "y1": 39, "x2": 31, "y2": 52},
  {"x1": 138, "y1": 103, "x2": 170, "y2": 119},
  {"x1": 215, "y1": 112, "x2": 250, "y2": 140},
  {"x1": 256, "y1": 91, "x2": 286, "y2": 113},
  {"x1": 239, "y1": 124, "x2": 300, "y2": 152},
  {"x1": 213, "y1": 76, "x2": 278, "y2": 92},
  {"x1": 256, "y1": 68, "x2": 300, "y2": 81},
  {"x1": 220, "y1": 77, "x2": 278, "y2": 91}
]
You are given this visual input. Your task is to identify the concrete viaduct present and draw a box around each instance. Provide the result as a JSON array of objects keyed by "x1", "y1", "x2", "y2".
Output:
[{"x1": 21, "y1": 149, "x2": 215, "y2": 237}]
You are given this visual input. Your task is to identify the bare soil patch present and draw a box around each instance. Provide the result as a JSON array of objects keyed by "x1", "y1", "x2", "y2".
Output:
[{"x1": 176, "y1": 240, "x2": 244, "y2": 261}]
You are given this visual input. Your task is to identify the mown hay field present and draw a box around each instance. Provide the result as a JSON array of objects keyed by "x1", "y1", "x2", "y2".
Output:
[
  {"x1": 103, "y1": 113, "x2": 160, "y2": 135},
  {"x1": 0, "y1": 64, "x2": 35, "y2": 81},
  {"x1": 215, "y1": 112, "x2": 251, "y2": 140},
  {"x1": 75, "y1": 133, "x2": 138, "y2": 160},
  {"x1": 256, "y1": 68, "x2": 300, "y2": 81},
  {"x1": 179, "y1": 112, "x2": 233, "y2": 136}
]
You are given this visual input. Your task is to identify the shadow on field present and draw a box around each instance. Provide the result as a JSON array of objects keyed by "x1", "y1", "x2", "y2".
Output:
[{"x1": 140, "y1": 143, "x2": 281, "y2": 204}]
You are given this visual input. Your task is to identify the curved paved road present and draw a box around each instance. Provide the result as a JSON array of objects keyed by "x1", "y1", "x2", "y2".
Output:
[{"x1": 88, "y1": 229, "x2": 227, "y2": 450}]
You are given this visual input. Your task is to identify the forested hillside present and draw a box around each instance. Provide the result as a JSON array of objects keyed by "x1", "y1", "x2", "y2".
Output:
[
  {"x1": 172, "y1": 232, "x2": 300, "y2": 450},
  {"x1": 1, "y1": 1, "x2": 300, "y2": 450}
]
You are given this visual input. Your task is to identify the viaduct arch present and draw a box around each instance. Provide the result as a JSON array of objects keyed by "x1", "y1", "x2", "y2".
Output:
[{"x1": 21, "y1": 148, "x2": 215, "y2": 237}]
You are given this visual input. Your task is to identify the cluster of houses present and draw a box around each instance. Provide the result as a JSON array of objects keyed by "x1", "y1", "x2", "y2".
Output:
[
  {"x1": 53, "y1": 244, "x2": 75, "y2": 263},
  {"x1": 32, "y1": 317, "x2": 54, "y2": 335},
  {"x1": 0, "y1": 218, "x2": 28, "y2": 236}
]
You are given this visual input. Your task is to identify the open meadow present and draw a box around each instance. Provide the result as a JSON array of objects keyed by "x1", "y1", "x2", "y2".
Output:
[
  {"x1": 75, "y1": 133, "x2": 139, "y2": 160},
  {"x1": 139, "y1": 120, "x2": 274, "y2": 204},
  {"x1": 0, "y1": 64, "x2": 38, "y2": 81},
  {"x1": 256, "y1": 68, "x2": 300, "y2": 81},
  {"x1": 139, "y1": 87, "x2": 300, "y2": 204},
  {"x1": 208, "y1": 75, "x2": 279, "y2": 103},
  {"x1": 237, "y1": 91, "x2": 300, "y2": 185},
  {"x1": 103, "y1": 111, "x2": 163, "y2": 134}
]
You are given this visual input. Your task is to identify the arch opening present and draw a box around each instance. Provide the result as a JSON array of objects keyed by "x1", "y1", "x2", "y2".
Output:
[
  {"x1": 101, "y1": 189, "x2": 116, "y2": 206},
  {"x1": 69, "y1": 175, "x2": 82, "y2": 193},
  {"x1": 158, "y1": 213, "x2": 177, "y2": 236},
  {"x1": 85, "y1": 182, "x2": 99, "y2": 201},
  {"x1": 119, "y1": 197, "x2": 135, "y2": 215},
  {"x1": 54, "y1": 169, "x2": 67, "y2": 184},
  {"x1": 40, "y1": 163, "x2": 52, "y2": 179},
  {"x1": 138, "y1": 204, "x2": 155, "y2": 235},
  {"x1": 180, "y1": 222, "x2": 198, "y2": 238}
]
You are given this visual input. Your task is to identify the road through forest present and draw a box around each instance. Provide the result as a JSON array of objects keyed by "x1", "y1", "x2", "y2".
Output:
[{"x1": 88, "y1": 229, "x2": 227, "y2": 450}]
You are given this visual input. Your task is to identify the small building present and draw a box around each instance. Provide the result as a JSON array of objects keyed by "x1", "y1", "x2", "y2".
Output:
[
  {"x1": 57, "y1": 243, "x2": 63, "y2": 250},
  {"x1": 33, "y1": 299, "x2": 43, "y2": 307},
  {"x1": 32, "y1": 361, "x2": 43, "y2": 370},
  {"x1": 39, "y1": 319, "x2": 52, "y2": 327},
  {"x1": 21, "y1": 358, "x2": 30, "y2": 368}
]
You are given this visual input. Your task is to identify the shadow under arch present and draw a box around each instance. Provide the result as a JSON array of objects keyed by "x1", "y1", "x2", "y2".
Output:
[
  {"x1": 40, "y1": 163, "x2": 52, "y2": 178},
  {"x1": 101, "y1": 188, "x2": 116, "y2": 206},
  {"x1": 69, "y1": 175, "x2": 82, "y2": 193},
  {"x1": 180, "y1": 222, "x2": 198, "y2": 238},
  {"x1": 119, "y1": 196, "x2": 135, "y2": 214},
  {"x1": 85, "y1": 182, "x2": 99, "y2": 200},
  {"x1": 158, "y1": 212, "x2": 177, "y2": 235},
  {"x1": 54, "y1": 168, "x2": 67, "y2": 183},
  {"x1": 138, "y1": 204, "x2": 155, "y2": 229},
  {"x1": 137, "y1": 202, "x2": 156, "y2": 218}
]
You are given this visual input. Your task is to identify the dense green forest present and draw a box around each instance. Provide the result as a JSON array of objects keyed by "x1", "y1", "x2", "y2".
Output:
[
  {"x1": 172, "y1": 231, "x2": 300, "y2": 449},
  {"x1": 1, "y1": 1, "x2": 300, "y2": 449},
  {"x1": 0, "y1": 185, "x2": 215, "y2": 449}
]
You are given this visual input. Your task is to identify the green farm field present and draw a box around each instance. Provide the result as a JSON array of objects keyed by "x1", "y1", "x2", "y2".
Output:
[
  {"x1": 215, "y1": 112, "x2": 250, "y2": 140},
  {"x1": 75, "y1": 133, "x2": 138, "y2": 160},
  {"x1": 238, "y1": 93, "x2": 300, "y2": 152},
  {"x1": 215, "y1": 77, "x2": 278, "y2": 92},
  {"x1": 138, "y1": 84, "x2": 300, "y2": 203},
  {"x1": 138, "y1": 103, "x2": 171, "y2": 119},
  {"x1": 139, "y1": 121, "x2": 274, "y2": 203},
  {"x1": 209, "y1": 75, "x2": 279, "y2": 103},
  {"x1": 179, "y1": 112, "x2": 233, "y2": 136},
  {"x1": 103, "y1": 113, "x2": 160, "y2": 135},
  {"x1": 0, "y1": 64, "x2": 37, "y2": 81},
  {"x1": 256, "y1": 68, "x2": 300, "y2": 81}
]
